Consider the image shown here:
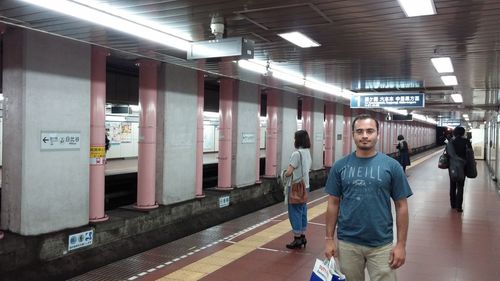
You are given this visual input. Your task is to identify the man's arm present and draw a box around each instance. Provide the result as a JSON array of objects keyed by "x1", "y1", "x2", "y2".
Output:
[
  {"x1": 390, "y1": 198, "x2": 409, "y2": 269},
  {"x1": 325, "y1": 195, "x2": 340, "y2": 259}
]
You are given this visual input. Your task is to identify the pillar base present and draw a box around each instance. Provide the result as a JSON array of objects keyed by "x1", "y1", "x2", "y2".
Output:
[
  {"x1": 134, "y1": 203, "x2": 159, "y2": 210},
  {"x1": 89, "y1": 214, "x2": 109, "y2": 223},
  {"x1": 195, "y1": 194, "x2": 206, "y2": 199}
]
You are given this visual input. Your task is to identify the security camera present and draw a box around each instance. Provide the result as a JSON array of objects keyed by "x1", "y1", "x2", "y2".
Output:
[{"x1": 210, "y1": 16, "x2": 224, "y2": 39}]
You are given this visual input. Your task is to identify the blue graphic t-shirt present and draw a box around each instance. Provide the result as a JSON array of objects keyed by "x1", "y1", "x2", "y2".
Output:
[{"x1": 325, "y1": 152, "x2": 413, "y2": 247}]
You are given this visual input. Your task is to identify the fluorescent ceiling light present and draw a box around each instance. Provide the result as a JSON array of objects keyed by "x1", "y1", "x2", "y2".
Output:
[
  {"x1": 431, "y1": 57, "x2": 454, "y2": 73},
  {"x1": 272, "y1": 70, "x2": 305, "y2": 86},
  {"x1": 238, "y1": 60, "x2": 268, "y2": 74},
  {"x1": 278, "y1": 32, "x2": 320, "y2": 48},
  {"x1": 398, "y1": 0, "x2": 436, "y2": 17},
  {"x1": 21, "y1": 0, "x2": 190, "y2": 51},
  {"x1": 305, "y1": 80, "x2": 340, "y2": 94},
  {"x1": 413, "y1": 114, "x2": 437, "y2": 124},
  {"x1": 441, "y1": 75, "x2": 458, "y2": 86},
  {"x1": 384, "y1": 108, "x2": 408, "y2": 115},
  {"x1": 451, "y1": 93, "x2": 463, "y2": 103}
]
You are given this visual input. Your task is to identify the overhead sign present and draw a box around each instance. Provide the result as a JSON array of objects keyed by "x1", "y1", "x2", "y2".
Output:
[
  {"x1": 188, "y1": 37, "x2": 254, "y2": 60},
  {"x1": 41, "y1": 131, "x2": 81, "y2": 151},
  {"x1": 391, "y1": 114, "x2": 413, "y2": 121},
  {"x1": 350, "y1": 93, "x2": 425, "y2": 108},
  {"x1": 352, "y1": 80, "x2": 424, "y2": 91}
]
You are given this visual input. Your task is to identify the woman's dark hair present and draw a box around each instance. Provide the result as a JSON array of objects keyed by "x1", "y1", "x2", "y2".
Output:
[
  {"x1": 351, "y1": 114, "x2": 379, "y2": 132},
  {"x1": 397, "y1": 134, "x2": 404, "y2": 141},
  {"x1": 453, "y1": 126, "x2": 465, "y2": 137},
  {"x1": 294, "y1": 130, "x2": 311, "y2": 149}
]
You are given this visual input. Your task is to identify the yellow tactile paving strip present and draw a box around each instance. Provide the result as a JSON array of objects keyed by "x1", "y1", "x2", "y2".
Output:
[
  {"x1": 156, "y1": 202, "x2": 328, "y2": 281},
  {"x1": 155, "y1": 150, "x2": 442, "y2": 281}
]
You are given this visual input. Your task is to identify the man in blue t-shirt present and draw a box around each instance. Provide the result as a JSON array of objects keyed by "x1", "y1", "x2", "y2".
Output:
[{"x1": 324, "y1": 114, "x2": 412, "y2": 281}]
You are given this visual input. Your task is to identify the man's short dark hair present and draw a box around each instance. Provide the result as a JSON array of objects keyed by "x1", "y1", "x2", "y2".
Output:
[
  {"x1": 294, "y1": 130, "x2": 311, "y2": 148},
  {"x1": 352, "y1": 114, "x2": 379, "y2": 132},
  {"x1": 453, "y1": 126, "x2": 465, "y2": 137}
]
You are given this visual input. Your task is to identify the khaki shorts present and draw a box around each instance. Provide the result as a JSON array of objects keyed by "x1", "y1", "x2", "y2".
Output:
[{"x1": 338, "y1": 240, "x2": 396, "y2": 281}]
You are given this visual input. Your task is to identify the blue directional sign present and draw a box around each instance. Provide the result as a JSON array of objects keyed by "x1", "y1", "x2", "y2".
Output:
[{"x1": 350, "y1": 93, "x2": 425, "y2": 108}]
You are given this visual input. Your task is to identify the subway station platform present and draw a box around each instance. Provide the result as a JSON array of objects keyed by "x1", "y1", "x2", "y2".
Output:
[{"x1": 69, "y1": 151, "x2": 500, "y2": 281}]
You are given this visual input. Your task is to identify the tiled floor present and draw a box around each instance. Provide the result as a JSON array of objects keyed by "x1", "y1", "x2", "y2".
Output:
[{"x1": 71, "y1": 150, "x2": 500, "y2": 281}]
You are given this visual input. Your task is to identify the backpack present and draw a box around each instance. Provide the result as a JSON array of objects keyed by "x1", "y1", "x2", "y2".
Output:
[
  {"x1": 446, "y1": 141, "x2": 465, "y2": 182},
  {"x1": 465, "y1": 145, "x2": 477, "y2": 178}
]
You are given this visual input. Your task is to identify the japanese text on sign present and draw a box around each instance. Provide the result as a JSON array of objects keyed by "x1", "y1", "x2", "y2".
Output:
[
  {"x1": 41, "y1": 131, "x2": 81, "y2": 151},
  {"x1": 68, "y1": 229, "x2": 93, "y2": 251},
  {"x1": 350, "y1": 93, "x2": 425, "y2": 108}
]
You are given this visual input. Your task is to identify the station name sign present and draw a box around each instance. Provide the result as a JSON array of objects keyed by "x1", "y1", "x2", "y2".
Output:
[{"x1": 350, "y1": 93, "x2": 425, "y2": 109}]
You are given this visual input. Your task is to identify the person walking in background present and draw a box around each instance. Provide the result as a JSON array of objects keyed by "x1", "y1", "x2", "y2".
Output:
[
  {"x1": 447, "y1": 126, "x2": 471, "y2": 213},
  {"x1": 283, "y1": 130, "x2": 312, "y2": 249},
  {"x1": 396, "y1": 134, "x2": 410, "y2": 173},
  {"x1": 324, "y1": 114, "x2": 413, "y2": 281}
]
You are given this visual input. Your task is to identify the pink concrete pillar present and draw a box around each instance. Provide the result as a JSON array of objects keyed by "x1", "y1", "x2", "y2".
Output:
[
  {"x1": 256, "y1": 89, "x2": 262, "y2": 183},
  {"x1": 302, "y1": 96, "x2": 312, "y2": 135},
  {"x1": 324, "y1": 102, "x2": 335, "y2": 167},
  {"x1": 0, "y1": 23, "x2": 5, "y2": 237},
  {"x1": 195, "y1": 70, "x2": 205, "y2": 198},
  {"x1": 89, "y1": 46, "x2": 108, "y2": 222},
  {"x1": 343, "y1": 105, "x2": 352, "y2": 155},
  {"x1": 135, "y1": 59, "x2": 159, "y2": 209},
  {"x1": 265, "y1": 89, "x2": 279, "y2": 177},
  {"x1": 217, "y1": 77, "x2": 234, "y2": 189}
]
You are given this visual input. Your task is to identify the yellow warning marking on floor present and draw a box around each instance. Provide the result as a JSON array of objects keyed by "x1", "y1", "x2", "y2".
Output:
[
  {"x1": 156, "y1": 149, "x2": 441, "y2": 280},
  {"x1": 156, "y1": 202, "x2": 328, "y2": 281}
]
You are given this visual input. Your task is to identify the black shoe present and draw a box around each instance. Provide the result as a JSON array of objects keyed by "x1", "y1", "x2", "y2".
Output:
[
  {"x1": 457, "y1": 208, "x2": 463, "y2": 213},
  {"x1": 300, "y1": 234, "x2": 307, "y2": 247},
  {"x1": 286, "y1": 236, "x2": 305, "y2": 249}
]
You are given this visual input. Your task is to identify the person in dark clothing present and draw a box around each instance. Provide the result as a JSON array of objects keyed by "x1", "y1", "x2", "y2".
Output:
[
  {"x1": 448, "y1": 126, "x2": 471, "y2": 212},
  {"x1": 105, "y1": 134, "x2": 110, "y2": 152},
  {"x1": 396, "y1": 135, "x2": 410, "y2": 173}
]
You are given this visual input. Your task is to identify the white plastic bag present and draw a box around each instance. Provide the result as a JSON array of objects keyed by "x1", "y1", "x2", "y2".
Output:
[{"x1": 309, "y1": 257, "x2": 346, "y2": 281}]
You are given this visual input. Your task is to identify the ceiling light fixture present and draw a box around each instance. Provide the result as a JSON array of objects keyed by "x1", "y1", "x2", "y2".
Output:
[
  {"x1": 451, "y1": 93, "x2": 463, "y2": 103},
  {"x1": 441, "y1": 75, "x2": 458, "y2": 86},
  {"x1": 431, "y1": 57, "x2": 454, "y2": 73},
  {"x1": 278, "y1": 32, "x2": 320, "y2": 48},
  {"x1": 238, "y1": 60, "x2": 268, "y2": 74},
  {"x1": 398, "y1": 0, "x2": 436, "y2": 17},
  {"x1": 272, "y1": 70, "x2": 305, "y2": 86},
  {"x1": 21, "y1": 0, "x2": 191, "y2": 51}
]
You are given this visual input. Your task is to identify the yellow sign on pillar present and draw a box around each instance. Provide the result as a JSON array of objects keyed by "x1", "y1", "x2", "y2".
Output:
[{"x1": 90, "y1": 146, "x2": 106, "y2": 158}]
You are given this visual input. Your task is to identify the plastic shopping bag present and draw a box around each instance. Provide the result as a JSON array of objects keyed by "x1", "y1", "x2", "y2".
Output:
[{"x1": 310, "y1": 257, "x2": 346, "y2": 281}]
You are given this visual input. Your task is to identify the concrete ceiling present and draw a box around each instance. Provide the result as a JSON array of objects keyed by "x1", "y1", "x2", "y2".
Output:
[{"x1": 1, "y1": 0, "x2": 500, "y2": 127}]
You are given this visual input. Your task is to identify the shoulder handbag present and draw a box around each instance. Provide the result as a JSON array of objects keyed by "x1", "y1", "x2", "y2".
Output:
[
  {"x1": 465, "y1": 144, "x2": 477, "y2": 178},
  {"x1": 438, "y1": 148, "x2": 449, "y2": 169},
  {"x1": 289, "y1": 151, "x2": 308, "y2": 204}
]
